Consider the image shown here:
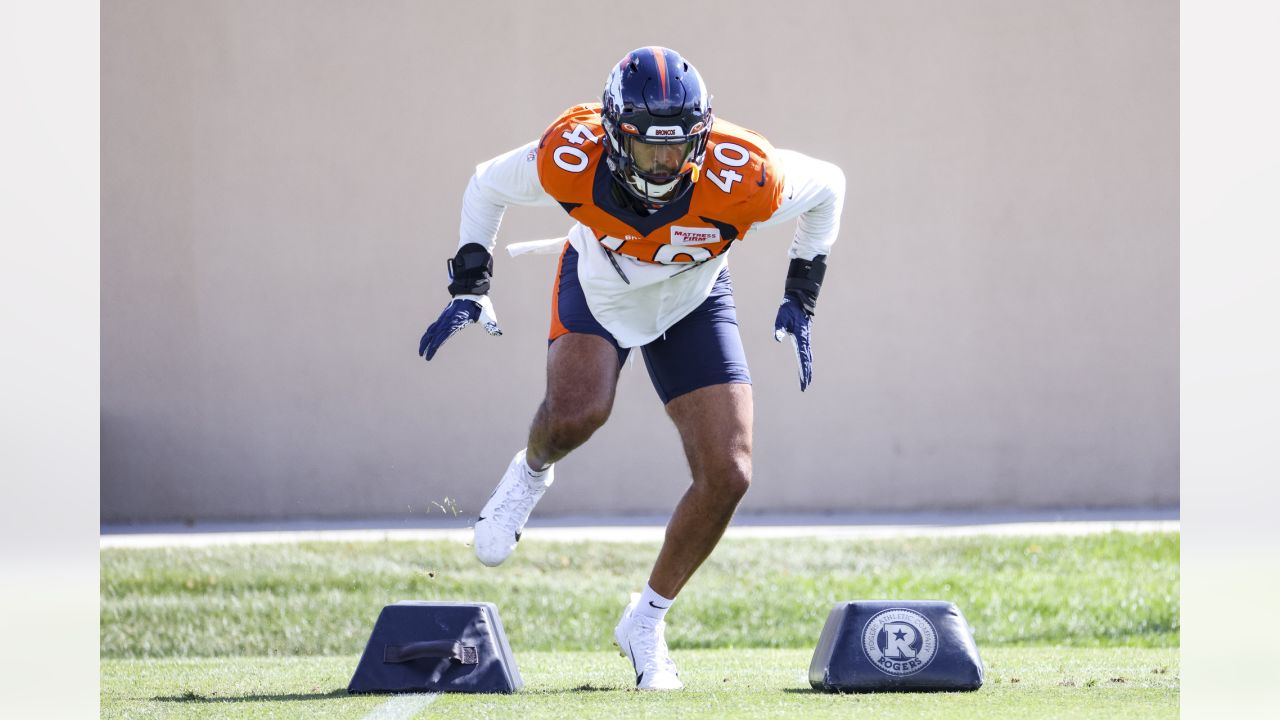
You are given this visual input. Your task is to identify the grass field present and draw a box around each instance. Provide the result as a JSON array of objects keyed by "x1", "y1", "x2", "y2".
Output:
[{"x1": 101, "y1": 531, "x2": 1179, "y2": 718}]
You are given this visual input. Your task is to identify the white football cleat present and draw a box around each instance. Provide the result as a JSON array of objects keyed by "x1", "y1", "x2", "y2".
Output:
[
  {"x1": 614, "y1": 593, "x2": 683, "y2": 690},
  {"x1": 473, "y1": 449, "x2": 552, "y2": 567}
]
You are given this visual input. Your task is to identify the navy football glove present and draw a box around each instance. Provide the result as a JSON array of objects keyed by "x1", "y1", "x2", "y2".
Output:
[
  {"x1": 418, "y1": 243, "x2": 501, "y2": 361},
  {"x1": 418, "y1": 294, "x2": 502, "y2": 361},
  {"x1": 774, "y1": 254, "x2": 828, "y2": 392},
  {"x1": 774, "y1": 295, "x2": 814, "y2": 391}
]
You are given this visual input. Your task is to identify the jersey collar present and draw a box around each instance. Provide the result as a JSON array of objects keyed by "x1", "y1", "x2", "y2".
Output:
[{"x1": 591, "y1": 160, "x2": 695, "y2": 237}]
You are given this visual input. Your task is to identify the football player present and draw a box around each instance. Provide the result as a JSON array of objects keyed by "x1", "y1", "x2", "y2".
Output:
[{"x1": 419, "y1": 47, "x2": 845, "y2": 690}]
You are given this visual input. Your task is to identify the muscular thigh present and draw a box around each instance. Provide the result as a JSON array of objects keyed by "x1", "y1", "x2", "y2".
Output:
[
  {"x1": 544, "y1": 332, "x2": 625, "y2": 417},
  {"x1": 664, "y1": 383, "x2": 754, "y2": 479}
]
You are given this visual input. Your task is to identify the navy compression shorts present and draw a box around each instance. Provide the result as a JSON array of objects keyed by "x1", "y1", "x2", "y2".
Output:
[{"x1": 548, "y1": 244, "x2": 752, "y2": 404}]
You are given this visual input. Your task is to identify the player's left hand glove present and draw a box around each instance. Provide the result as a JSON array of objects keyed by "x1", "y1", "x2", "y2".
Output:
[
  {"x1": 774, "y1": 295, "x2": 813, "y2": 391},
  {"x1": 773, "y1": 254, "x2": 828, "y2": 392}
]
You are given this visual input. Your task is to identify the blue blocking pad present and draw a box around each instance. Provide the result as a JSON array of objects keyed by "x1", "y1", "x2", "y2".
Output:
[
  {"x1": 348, "y1": 602, "x2": 522, "y2": 694},
  {"x1": 809, "y1": 600, "x2": 984, "y2": 692}
]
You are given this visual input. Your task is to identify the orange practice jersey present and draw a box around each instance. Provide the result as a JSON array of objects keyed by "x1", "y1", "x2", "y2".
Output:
[{"x1": 536, "y1": 103, "x2": 785, "y2": 265}]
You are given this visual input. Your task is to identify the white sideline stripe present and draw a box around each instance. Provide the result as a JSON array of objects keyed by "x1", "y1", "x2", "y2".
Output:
[
  {"x1": 99, "y1": 520, "x2": 1177, "y2": 548},
  {"x1": 361, "y1": 693, "x2": 438, "y2": 720}
]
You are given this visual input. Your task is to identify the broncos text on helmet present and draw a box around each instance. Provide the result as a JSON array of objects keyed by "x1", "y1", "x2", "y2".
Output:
[{"x1": 601, "y1": 46, "x2": 713, "y2": 206}]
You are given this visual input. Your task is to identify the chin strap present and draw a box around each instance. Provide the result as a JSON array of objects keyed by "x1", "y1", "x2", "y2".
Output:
[
  {"x1": 784, "y1": 254, "x2": 828, "y2": 316},
  {"x1": 447, "y1": 243, "x2": 494, "y2": 296}
]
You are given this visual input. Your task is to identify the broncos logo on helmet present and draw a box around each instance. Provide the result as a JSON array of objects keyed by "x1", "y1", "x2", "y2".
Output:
[{"x1": 601, "y1": 47, "x2": 713, "y2": 206}]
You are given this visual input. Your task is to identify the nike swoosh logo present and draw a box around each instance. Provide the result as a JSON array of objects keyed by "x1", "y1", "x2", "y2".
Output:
[
  {"x1": 514, "y1": 530, "x2": 522, "y2": 542},
  {"x1": 648, "y1": 601, "x2": 670, "y2": 610},
  {"x1": 626, "y1": 638, "x2": 641, "y2": 685},
  {"x1": 477, "y1": 516, "x2": 486, "y2": 522},
  {"x1": 757, "y1": 166, "x2": 768, "y2": 187}
]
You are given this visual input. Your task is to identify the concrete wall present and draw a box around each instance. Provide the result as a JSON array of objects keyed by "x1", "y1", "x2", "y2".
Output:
[{"x1": 101, "y1": 0, "x2": 1178, "y2": 522}]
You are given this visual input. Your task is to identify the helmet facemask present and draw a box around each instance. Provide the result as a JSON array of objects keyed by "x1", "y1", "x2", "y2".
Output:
[{"x1": 620, "y1": 134, "x2": 699, "y2": 203}]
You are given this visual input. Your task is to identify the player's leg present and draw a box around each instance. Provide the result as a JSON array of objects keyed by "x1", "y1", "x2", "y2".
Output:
[
  {"x1": 474, "y1": 333, "x2": 622, "y2": 566},
  {"x1": 529, "y1": 243, "x2": 630, "y2": 465},
  {"x1": 614, "y1": 266, "x2": 751, "y2": 690},
  {"x1": 648, "y1": 381, "x2": 753, "y2": 596},
  {"x1": 527, "y1": 332, "x2": 624, "y2": 469},
  {"x1": 640, "y1": 267, "x2": 754, "y2": 595},
  {"x1": 474, "y1": 243, "x2": 627, "y2": 566}
]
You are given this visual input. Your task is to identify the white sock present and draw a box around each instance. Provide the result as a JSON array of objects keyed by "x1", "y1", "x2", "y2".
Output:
[
  {"x1": 635, "y1": 583, "x2": 674, "y2": 621},
  {"x1": 522, "y1": 451, "x2": 551, "y2": 486}
]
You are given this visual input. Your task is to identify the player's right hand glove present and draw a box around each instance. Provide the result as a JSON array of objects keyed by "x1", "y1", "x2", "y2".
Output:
[
  {"x1": 418, "y1": 294, "x2": 502, "y2": 361},
  {"x1": 417, "y1": 243, "x2": 501, "y2": 361}
]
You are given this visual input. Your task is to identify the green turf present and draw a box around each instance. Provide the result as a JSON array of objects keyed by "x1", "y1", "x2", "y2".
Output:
[
  {"x1": 101, "y1": 647, "x2": 1179, "y2": 719},
  {"x1": 101, "y1": 532, "x2": 1179, "y2": 658}
]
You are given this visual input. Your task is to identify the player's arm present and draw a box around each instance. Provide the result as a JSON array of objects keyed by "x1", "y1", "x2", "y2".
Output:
[
  {"x1": 753, "y1": 149, "x2": 847, "y2": 390},
  {"x1": 419, "y1": 141, "x2": 558, "y2": 361}
]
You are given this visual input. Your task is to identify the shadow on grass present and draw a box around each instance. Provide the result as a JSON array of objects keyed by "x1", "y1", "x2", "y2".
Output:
[
  {"x1": 154, "y1": 689, "x2": 349, "y2": 703},
  {"x1": 781, "y1": 687, "x2": 981, "y2": 695},
  {"x1": 155, "y1": 686, "x2": 624, "y2": 703},
  {"x1": 531, "y1": 684, "x2": 623, "y2": 694},
  {"x1": 568, "y1": 684, "x2": 618, "y2": 693}
]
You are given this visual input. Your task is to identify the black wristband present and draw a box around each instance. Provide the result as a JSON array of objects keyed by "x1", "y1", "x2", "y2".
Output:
[
  {"x1": 784, "y1": 254, "x2": 827, "y2": 316},
  {"x1": 447, "y1": 243, "x2": 494, "y2": 296}
]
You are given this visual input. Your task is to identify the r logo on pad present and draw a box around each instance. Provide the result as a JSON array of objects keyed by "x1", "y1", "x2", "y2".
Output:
[{"x1": 861, "y1": 608, "x2": 939, "y2": 677}]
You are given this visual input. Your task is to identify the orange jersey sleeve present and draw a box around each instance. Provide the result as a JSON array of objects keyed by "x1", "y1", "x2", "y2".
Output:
[
  {"x1": 536, "y1": 103, "x2": 607, "y2": 207},
  {"x1": 536, "y1": 104, "x2": 785, "y2": 266},
  {"x1": 694, "y1": 118, "x2": 786, "y2": 229}
]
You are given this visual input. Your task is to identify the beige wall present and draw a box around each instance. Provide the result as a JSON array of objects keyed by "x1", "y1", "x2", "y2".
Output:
[{"x1": 101, "y1": 0, "x2": 1178, "y2": 522}]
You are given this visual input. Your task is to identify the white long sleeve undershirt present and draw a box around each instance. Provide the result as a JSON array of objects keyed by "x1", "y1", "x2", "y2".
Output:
[
  {"x1": 457, "y1": 142, "x2": 557, "y2": 251},
  {"x1": 753, "y1": 149, "x2": 846, "y2": 261}
]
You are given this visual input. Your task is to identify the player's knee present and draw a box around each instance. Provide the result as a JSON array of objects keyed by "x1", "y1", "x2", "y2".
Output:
[
  {"x1": 543, "y1": 401, "x2": 611, "y2": 451},
  {"x1": 705, "y1": 451, "x2": 752, "y2": 500}
]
